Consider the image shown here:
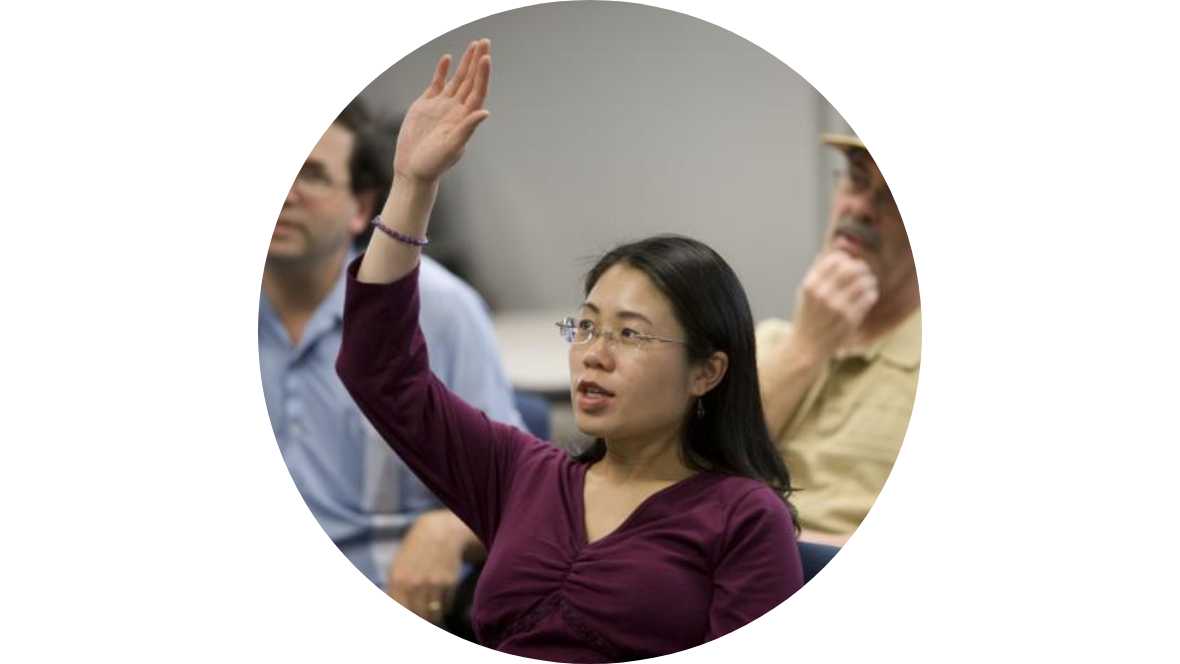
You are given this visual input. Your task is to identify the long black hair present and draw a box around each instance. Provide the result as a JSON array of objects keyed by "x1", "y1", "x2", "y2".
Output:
[{"x1": 574, "y1": 235, "x2": 796, "y2": 520}]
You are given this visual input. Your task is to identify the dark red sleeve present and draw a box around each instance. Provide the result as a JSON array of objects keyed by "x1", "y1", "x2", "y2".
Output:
[{"x1": 335, "y1": 257, "x2": 537, "y2": 547}]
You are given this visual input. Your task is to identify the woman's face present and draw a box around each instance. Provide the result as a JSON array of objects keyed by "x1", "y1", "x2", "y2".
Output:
[{"x1": 568, "y1": 264, "x2": 697, "y2": 444}]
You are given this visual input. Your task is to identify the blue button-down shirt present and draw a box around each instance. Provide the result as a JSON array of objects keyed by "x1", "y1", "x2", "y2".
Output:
[{"x1": 259, "y1": 254, "x2": 522, "y2": 590}]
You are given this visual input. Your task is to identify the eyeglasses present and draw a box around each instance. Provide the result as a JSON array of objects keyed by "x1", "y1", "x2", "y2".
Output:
[
  {"x1": 831, "y1": 166, "x2": 898, "y2": 215},
  {"x1": 291, "y1": 164, "x2": 350, "y2": 199},
  {"x1": 555, "y1": 317, "x2": 688, "y2": 351}
]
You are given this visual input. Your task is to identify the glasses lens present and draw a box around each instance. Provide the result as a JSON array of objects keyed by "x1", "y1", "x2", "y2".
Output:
[
  {"x1": 576, "y1": 321, "x2": 595, "y2": 345},
  {"x1": 558, "y1": 318, "x2": 575, "y2": 343}
]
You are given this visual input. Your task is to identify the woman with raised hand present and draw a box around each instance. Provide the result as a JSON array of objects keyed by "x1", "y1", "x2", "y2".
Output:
[{"x1": 337, "y1": 38, "x2": 803, "y2": 662}]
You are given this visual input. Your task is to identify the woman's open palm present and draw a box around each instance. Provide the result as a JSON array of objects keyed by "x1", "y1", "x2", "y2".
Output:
[{"x1": 394, "y1": 39, "x2": 492, "y2": 184}]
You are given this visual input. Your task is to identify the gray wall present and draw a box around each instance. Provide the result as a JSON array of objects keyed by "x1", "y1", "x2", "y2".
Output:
[{"x1": 360, "y1": 2, "x2": 852, "y2": 322}]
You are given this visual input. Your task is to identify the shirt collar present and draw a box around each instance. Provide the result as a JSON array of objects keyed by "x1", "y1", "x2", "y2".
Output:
[
  {"x1": 258, "y1": 286, "x2": 283, "y2": 340},
  {"x1": 258, "y1": 249, "x2": 355, "y2": 347},
  {"x1": 323, "y1": 251, "x2": 352, "y2": 324},
  {"x1": 837, "y1": 307, "x2": 922, "y2": 370}
]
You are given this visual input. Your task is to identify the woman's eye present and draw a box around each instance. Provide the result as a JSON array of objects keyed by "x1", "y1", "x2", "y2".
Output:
[
  {"x1": 577, "y1": 319, "x2": 595, "y2": 331},
  {"x1": 620, "y1": 328, "x2": 642, "y2": 340}
]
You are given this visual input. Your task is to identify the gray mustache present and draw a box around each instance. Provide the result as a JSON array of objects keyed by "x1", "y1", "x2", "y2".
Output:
[{"x1": 833, "y1": 218, "x2": 882, "y2": 252}]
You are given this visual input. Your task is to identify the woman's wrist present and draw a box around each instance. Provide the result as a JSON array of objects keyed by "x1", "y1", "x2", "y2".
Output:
[{"x1": 379, "y1": 176, "x2": 440, "y2": 235}]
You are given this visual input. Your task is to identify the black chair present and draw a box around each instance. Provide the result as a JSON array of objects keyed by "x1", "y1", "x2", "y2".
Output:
[
  {"x1": 445, "y1": 568, "x2": 481, "y2": 642},
  {"x1": 513, "y1": 390, "x2": 551, "y2": 440},
  {"x1": 798, "y1": 541, "x2": 841, "y2": 583}
]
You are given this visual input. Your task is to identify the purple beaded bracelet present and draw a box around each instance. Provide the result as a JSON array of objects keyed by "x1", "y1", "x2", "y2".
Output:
[{"x1": 371, "y1": 216, "x2": 429, "y2": 247}]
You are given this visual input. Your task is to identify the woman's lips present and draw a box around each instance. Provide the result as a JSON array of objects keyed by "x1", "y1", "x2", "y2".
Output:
[
  {"x1": 576, "y1": 381, "x2": 615, "y2": 413},
  {"x1": 576, "y1": 391, "x2": 613, "y2": 413}
]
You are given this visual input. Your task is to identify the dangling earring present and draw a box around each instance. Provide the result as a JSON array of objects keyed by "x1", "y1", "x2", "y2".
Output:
[{"x1": 696, "y1": 398, "x2": 705, "y2": 420}]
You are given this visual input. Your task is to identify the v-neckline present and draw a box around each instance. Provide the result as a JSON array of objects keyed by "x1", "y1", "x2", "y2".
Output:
[{"x1": 573, "y1": 463, "x2": 712, "y2": 549}]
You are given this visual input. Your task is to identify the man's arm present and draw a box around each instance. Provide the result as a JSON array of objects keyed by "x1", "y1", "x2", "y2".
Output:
[
  {"x1": 757, "y1": 324, "x2": 826, "y2": 439},
  {"x1": 759, "y1": 251, "x2": 878, "y2": 437},
  {"x1": 431, "y1": 511, "x2": 486, "y2": 563},
  {"x1": 388, "y1": 509, "x2": 485, "y2": 625},
  {"x1": 403, "y1": 509, "x2": 487, "y2": 566}
]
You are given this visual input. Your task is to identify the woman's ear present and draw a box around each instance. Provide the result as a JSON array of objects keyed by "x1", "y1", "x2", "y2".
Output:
[{"x1": 690, "y1": 351, "x2": 728, "y2": 397}]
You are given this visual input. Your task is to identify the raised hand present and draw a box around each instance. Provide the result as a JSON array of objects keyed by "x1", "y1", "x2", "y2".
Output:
[{"x1": 393, "y1": 39, "x2": 492, "y2": 185}]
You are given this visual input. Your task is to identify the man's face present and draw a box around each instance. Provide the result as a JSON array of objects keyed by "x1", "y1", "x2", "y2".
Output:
[
  {"x1": 269, "y1": 123, "x2": 368, "y2": 265},
  {"x1": 825, "y1": 152, "x2": 916, "y2": 297}
]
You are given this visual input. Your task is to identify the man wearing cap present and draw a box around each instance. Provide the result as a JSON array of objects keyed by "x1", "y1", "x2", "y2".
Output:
[{"x1": 756, "y1": 134, "x2": 920, "y2": 546}]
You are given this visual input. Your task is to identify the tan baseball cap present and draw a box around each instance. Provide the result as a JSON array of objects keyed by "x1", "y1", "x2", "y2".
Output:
[{"x1": 820, "y1": 133, "x2": 866, "y2": 153}]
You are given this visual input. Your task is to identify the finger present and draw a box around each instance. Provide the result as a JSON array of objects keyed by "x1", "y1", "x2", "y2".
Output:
[
  {"x1": 465, "y1": 53, "x2": 491, "y2": 109},
  {"x1": 457, "y1": 39, "x2": 489, "y2": 102},
  {"x1": 811, "y1": 250, "x2": 848, "y2": 283},
  {"x1": 848, "y1": 281, "x2": 880, "y2": 317},
  {"x1": 826, "y1": 249, "x2": 868, "y2": 274},
  {"x1": 833, "y1": 272, "x2": 878, "y2": 313},
  {"x1": 425, "y1": 54, "x2": 452, "y2": 97},
  {"x1": 457, "y1": 50, "x2": 486, "y2": 107},
  {"x1": 460, "y1": 40, "x2": 488, "y2": 102},
  {"x1": 445, "y1": 41, "x2": 477, "y2": 96},
  {"x1": 804, "y1": 254, "x2": 851, "y2": 298},
  {"x1": 409, "y1": 580, "x2": 445, "y2": 624},
  {"x1": 806, "y1": 273, "x2": 865, "y2": 323},
  {"x1": 799, "y1": 260, "x2": 831, "y2": 302},
  {"x1": 842, "y1": 254, "x2": 873, "y2": 277},
  {"x1": 434, "y1": 592, "x2": 450, "y2": 627},
  {"x1": 404, "y1": 582, "x2": 431, "y2": 620},
  {"x1": 835, "y1": 273, "x2": 882, "y2": 313},
  {"x1": 828, "y1": 258, "x2": 872, "y2": 292},
  {"x1": 815, "y1": 250, "x2": 869, "y2": 286},
  {"x1": 391, "y1": 567, "x2": 430, "y2": 619}
]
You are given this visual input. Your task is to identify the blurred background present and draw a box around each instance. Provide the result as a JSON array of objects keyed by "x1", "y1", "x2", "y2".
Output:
[{"x1": 353, "y1": 2, "x2": 856, "y2": 445}]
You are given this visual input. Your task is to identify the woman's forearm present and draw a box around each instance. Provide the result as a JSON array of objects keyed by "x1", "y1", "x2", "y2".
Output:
[
  {"x1": 357, "y1": 175, "x2": 440, "y2": 285},
  {"x1": 357, "y1": 38, "x2": 492, "y2": 285}
]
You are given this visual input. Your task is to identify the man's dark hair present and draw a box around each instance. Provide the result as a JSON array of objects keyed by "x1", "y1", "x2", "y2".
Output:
[{"x1": 334, "y1": 96, "x2": 401, "y2": 244}]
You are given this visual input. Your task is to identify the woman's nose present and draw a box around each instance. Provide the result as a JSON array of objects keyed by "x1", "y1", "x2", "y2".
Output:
[{"x1": 581, "y1": 334, "x2": 615, "y2": 369}]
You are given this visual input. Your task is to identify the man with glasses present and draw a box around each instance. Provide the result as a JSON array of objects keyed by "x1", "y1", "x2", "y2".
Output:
[
  {"x1": 260, "y1": 98, "x2": 521, "y2": 626},
  {"x1": 756, "y1": 134, "x2": 920, "y2": 546}
]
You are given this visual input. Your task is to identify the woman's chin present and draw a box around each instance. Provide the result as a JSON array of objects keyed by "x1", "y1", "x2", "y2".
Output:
[{"x1": 574, "y1": 413, "x2": 612, "y2": 439}]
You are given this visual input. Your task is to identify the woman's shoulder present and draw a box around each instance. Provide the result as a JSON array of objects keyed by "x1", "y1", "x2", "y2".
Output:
[
  {"x1": 699, "y1": 472, "x2": 778, "y2": 498},
  {"x1": 496, "y1": 424, "x2": 580, "y2": 475},
  {"x1": 686, "y1": 473, "x2": 797, "y2": 562},
  {"x1": 695, "y1": 473, "x2": 793, "y2": 520}
]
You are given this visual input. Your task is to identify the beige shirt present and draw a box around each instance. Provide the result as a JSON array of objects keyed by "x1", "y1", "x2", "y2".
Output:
[{"x1": 755, "y1": 308, "x2": 921, "y2": 535}]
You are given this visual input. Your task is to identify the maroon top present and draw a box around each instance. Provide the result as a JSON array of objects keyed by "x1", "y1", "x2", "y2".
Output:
[{"x1": 336, "y1": 259, "x2": 803, "y2": 662}]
